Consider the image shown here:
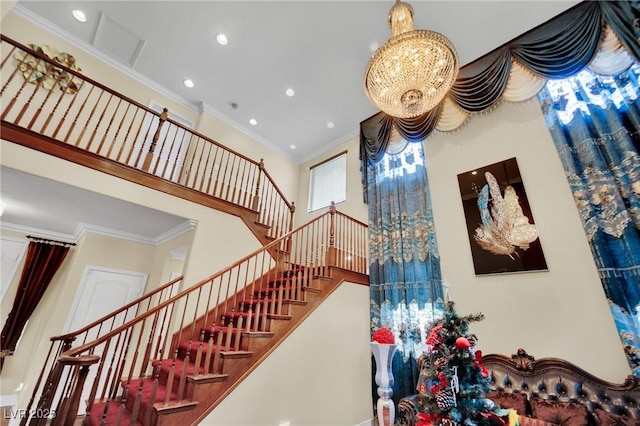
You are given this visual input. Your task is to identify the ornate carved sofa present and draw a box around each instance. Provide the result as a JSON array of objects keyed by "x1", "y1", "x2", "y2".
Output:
[{"x1": 398, "y1": 348, "x2": 640, "y2": 425}]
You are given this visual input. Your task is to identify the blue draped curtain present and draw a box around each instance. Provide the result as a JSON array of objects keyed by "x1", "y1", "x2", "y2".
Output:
[
  {"x1": 537, "y1": 62, "x2": 640, "y2": 375},
  {"x1": 367, "y1": 141, "x2": 445, "y2": 408}
]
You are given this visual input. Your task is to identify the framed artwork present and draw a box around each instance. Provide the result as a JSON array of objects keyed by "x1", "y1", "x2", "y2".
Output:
[{"x1": 457, "y1": 157, "x2": 547, "y2": 275}]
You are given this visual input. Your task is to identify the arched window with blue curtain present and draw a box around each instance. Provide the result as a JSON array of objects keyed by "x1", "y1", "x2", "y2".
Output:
[
  {"x1": 366, "y1": 138, "x2": 446, "y2": 408},
  {"x1": 537, "y1": 62, "x2": 640, "y2": 375}
]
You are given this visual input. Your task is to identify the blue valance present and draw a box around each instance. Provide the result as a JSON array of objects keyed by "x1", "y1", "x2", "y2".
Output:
[{"x1": 360, "y1": 0, "x2": 640, "y2": 179}]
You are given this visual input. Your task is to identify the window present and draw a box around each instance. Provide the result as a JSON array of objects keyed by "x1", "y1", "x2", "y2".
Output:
[
  {"x1": 375, "y1": 141, "x2": 424, "y2": 180},
  {"x1": 308, "y1": 151, "x2": 347, "y2": 212}
]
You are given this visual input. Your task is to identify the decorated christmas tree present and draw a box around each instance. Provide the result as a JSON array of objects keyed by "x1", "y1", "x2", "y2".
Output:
[{"x1": 415, "y1": 301, "x2": 501, "y2": 426}]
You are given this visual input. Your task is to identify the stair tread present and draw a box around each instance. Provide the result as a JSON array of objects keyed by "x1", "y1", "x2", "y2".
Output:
[
  {"x1": 123, "y1": 378, "x2": 178, "y2": 425},
  {"x1": 178, "y1": 340, "x2": 217, "y2": 352},
  {"x1": 126, "y1": 377, "x2": 178, "y2": 404},
  {"x1": 89, "y1": 401, "x2": 142, "y2": 426}
]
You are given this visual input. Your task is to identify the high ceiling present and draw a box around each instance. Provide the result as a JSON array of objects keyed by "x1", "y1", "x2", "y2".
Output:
[
  {"x1": 14, "y1": 0, "x2": 581, "y2": 163},
  {"x1": 2, "y1": 1, "x2": 581, "y2": 240}
]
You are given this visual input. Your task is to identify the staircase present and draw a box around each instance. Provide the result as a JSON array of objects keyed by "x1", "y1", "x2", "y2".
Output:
[
  {"x1": 24, "y1": 206, "x2": 368, "y2": 426},
  {"x1": 0, "y1": 35, "x2": 370, "y2": 426}
]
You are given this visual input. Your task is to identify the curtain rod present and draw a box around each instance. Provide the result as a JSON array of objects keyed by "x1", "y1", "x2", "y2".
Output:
[{"x1": 27, "y1": 235, "x2": 76, "y2": 247}]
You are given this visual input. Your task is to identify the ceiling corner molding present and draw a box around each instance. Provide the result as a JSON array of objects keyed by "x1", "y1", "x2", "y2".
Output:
[
  {"x1": 74, "y1": 223, "x2": 156, "y2": 245},
  {"x1": 200, "y1": 102, "x2": 298, "y2": 163},
  {"x1": 298, "y1": 129, "x2": 360, "y2": 165},
  {"x1": 12, "y1": 4, "x2": 199, "y2": 116},
  {"x1": 1, "y1": 221, "x2": 79, "y2": 244},
  {"x1": 155, "y1": 220, "x2": 198, "y2": 246}
]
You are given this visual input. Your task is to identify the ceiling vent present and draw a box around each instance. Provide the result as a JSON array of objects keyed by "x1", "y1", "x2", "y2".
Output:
[{"x1": 92, "y1": 12, "x2": 146, "y2": 67}]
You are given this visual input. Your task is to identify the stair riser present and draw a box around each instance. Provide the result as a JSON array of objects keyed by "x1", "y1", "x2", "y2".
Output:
[
  {"x1": 186, "y1": 380, "x2": 227, "y2": 404},
  {"x1": 240, "y1": 335, "x2": 273, "y2": 352}
]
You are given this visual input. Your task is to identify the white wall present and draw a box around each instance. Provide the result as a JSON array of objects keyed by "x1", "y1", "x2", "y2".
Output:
[{"x1": 201, "y1": 282, "x2": 372, "y2": 426}]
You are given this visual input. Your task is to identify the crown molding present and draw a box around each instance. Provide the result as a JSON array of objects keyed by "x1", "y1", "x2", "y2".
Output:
[
  {"x1": 12, "y1": 4, "x2": 199, "y2": 116},
  {"x1": 155, "y1": 220, "x2": 197, "y2": 246},
  {"x1": 1, "y1": 222, "x2": 80, "y2": 245},
  {"x1": 0, "y1": 219, "x2": 196, "y2": 247},
  {"x1": 298, "y1": 128, "x2": 359, "y2": 165}
]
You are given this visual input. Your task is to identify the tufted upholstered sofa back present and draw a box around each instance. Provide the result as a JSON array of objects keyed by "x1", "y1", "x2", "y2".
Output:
[
  {"x1": 397, "y1": 348, "x2": 640, "y2": 425},
  {"x1": 483, "y1": 348, "x2": 640, "y2": 421}
]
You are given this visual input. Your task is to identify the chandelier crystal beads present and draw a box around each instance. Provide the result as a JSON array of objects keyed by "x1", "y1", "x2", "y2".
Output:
[{"x1": 364, "y1": 0, "x2": 459, "y2": 118}]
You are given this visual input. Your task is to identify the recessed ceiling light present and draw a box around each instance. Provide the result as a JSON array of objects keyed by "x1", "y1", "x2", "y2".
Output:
[
  {"x1": 289, "y1": 144, "x2": 297, "y2": 150},
  {"x1": 249, "y1": 118, "x2": 257, "y2": 126},
  {"x1": 285, "y1": 88, "x2": 295, "y2": 97},
  {"x1": 183, "y1": 79, "x2": 194, "y2": 88},
  {"x1": 72, "y1": 9, "x2": 87, "y2": 22},
  {"x1": 327, "y1": 122, "x2": 335, "y2": 129},
  {"x1": 216, "y1": 33, "x2": 228, "y2": 45}
]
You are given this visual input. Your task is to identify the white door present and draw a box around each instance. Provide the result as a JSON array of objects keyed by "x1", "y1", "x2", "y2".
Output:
[{"x1": 60, "y1": 266, "x2": 147, "y2": 407}]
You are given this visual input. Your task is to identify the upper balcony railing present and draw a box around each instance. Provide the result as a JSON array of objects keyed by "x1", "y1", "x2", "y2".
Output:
[{"x1": 0, "y1": 35, "x2": 293, "y2": 241}]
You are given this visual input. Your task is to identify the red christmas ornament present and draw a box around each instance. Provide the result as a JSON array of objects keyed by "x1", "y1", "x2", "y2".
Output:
[{"x1": 455, "y1": 336, "x2": 470, "y2": 349}]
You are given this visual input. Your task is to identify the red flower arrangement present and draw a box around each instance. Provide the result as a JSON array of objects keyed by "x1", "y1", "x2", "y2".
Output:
[
  {"x1": 372, "y1": 327, "x2": 395, "y2": 344},
  {"x1": 428, "y1": 371, "x2": 449, "y2": 394},
  {"x1": 416, "y1": 412, "x2": 440, "y2": 426},
  {"x1": 425, "y1": 324, "x2": 443, "y2": 347},
  {"x1": 472, "y1": 350, "x2": 489, "y2": 377}
]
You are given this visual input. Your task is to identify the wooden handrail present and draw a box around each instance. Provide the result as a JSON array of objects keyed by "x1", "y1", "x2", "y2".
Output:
[
  {"x1": 1, "y1": 34, "x2": 293, "y2": 240},
  {"x1": 0, "y1": 34, "x2": 265, "y2": 168},
  {"x1": 260, "y1": 166, "x2": 293, "y2": 210},
  {"x1": 24, "y1": 205, "x2": 368, "y2": 424},
  {"x1": 58, "y1": 209, "x2": 334, "y2": 358}
]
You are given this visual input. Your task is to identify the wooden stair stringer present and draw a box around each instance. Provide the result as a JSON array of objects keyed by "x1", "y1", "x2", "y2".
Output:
[
  {"x1": 173, "y1": 271, "x2": 359, "y2": 426},
  {"x1": 169, "y1": 264, "x2": 298, "y2": 357},
  {"x1": 1, "y1": 123, "x2": 279, "y2": 248}
]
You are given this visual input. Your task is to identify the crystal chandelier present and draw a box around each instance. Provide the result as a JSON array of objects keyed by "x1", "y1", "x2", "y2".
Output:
[{"x1": 364, "y1": 0, "x2": 459, "y2": 118}]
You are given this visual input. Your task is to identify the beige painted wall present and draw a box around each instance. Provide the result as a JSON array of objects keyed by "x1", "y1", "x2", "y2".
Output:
[
  {"x1": 423, "y1": 100, "x2": 628, "y2": 381},
  {"x1": 195, "y1": 114, "x2": 300, "y2": 204},
  {"x1": 0, "y1": 0, "x2": 17, "y2": 20},
  {"x1": 0, "y1": 230, "x2": 159, "y2": 406},
  {"x1": 202, "y1": 282, "x2": 372, "y2": 426},
  {"x1": 294, "y1": 102, "x2": 630, "y2": 383}
]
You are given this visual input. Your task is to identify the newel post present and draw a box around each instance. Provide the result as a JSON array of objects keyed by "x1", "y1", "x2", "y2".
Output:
[
  {"x1": 51, "y1": 354, "x2": 99, "y2": 426},
  {"x1": 252, "y1": 159, "x2": 264, "y2": 211},
  {"x1": 327, "y1": 201, "x2": 337, "y2": 266},
  {"x1": 142, "y1": 107, "x2": 168, "y2": 172}
]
